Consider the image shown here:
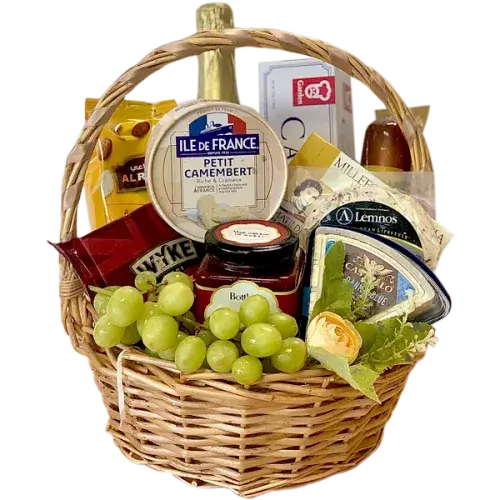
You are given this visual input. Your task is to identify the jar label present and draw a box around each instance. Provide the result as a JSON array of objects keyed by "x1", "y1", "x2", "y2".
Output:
[
  {"x1": 202, "y1": 280, "x2": 280, "y2": 319},
  {"x1": 194, "y1": 280, "x2": 302, "y2": 321},
  {"x1": 221, "y1": 223, "x2": 282, "y2": 245}
]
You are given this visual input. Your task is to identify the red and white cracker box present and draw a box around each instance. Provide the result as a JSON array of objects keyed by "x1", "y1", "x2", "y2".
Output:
[{"x1": 259, "y1": 59, "x2": 355, "y2": 161}]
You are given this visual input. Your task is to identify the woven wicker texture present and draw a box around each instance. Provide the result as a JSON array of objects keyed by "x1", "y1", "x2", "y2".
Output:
[{"x1": 59, "y1": 29, "x2": 428, "y2": 496}]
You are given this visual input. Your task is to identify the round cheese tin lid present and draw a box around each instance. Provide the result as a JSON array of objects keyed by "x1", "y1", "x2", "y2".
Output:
[{"x1": 146, "y1": 100, "x2": 288, "y2": 243}]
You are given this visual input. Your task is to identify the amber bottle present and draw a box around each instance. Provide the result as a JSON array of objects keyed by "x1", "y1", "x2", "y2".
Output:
[{"x1": 361, "y1": 116, "x2": 412, "y2": 172}]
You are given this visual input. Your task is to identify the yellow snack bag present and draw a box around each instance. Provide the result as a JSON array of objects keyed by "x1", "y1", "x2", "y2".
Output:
[{"x1": 84, "y1": 99, "x2": 176, "y2": 229}]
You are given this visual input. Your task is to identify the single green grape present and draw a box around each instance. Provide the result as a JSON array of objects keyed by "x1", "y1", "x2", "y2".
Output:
[
  {"x1": 93, "y1": 293, "x2": 110, "y2": 317},
  {"x1": 93, "y1": 286, "x2": 120, "y2": 317},
  {"x1": 197, "y1": 329, "x2": 217, "y2": 347},
  {"x1": 206, "y1": 340, "x2": 240, "y2": 373},
  {"x1": 93, "y1": 315, "x2": 125, "y2": 348},
  {"x1": 261, "y1": 357, "x2": 279, "y2": 374},
  {"x1": 134, "y1": 271, "x2": 157, "y2": 292},
  {"x1": 158, "y1": 282, "x2": 194, "y2": 317},
  {"x1": 271, "y1": 338, "x2": 307, "y2": 373},
  {"x1": 137, "y1": 302, "x2": 162, "y2": 335},
  {"x1": 209, "y1": 308, "x2": 240, "y2": 340},
  {"x1": 232, "y1": 355, "x2": 263, "y2": 385},
  {"x1": 162, "y1": 271, "x2": 194, "y2": 291},
  {"x1": 241, "y1": 323, "x2": 282, "y2": 358},
  {"x1": 144, "y1": 347, "x2": 159, "y2": 358},
  {"x1": 158, "y1": 332, "x2": 189, "y2": 361},
  {"x1": 239, "y1": 295, "x2": 270, "y2": 327},
  {"x1": 121, "y1": 322, "x2": 142, "y2": 345},
  {"x1": 142, "y1": 315, "x2": 179, "y2": 352},
  {"x1": 107, "y1": 286, "x2": 144, "y2": 327},
  {"x1": 267, "y1": 312, "x2": 299, "y2": 339},
  {"x1": 175, "y1": 336, "x2": 207, "y2": 373},
  {"x1": 177, "y1": 310, "x2": 196, "y2": 333}
]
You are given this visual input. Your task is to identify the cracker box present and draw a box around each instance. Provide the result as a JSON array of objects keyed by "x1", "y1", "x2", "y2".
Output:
[{"x1": 259, "y1": 58, "x2": 355, "y2": 161}]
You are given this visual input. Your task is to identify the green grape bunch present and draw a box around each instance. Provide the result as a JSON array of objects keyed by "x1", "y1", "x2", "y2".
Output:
[
  {"x1": 145, "y1": 290, "x2": 306, "y2": 384},
  {"x1": 90, "y1": 271, "x2": 196, "y2": 350},
  {"x1": 90, "y1": 279, "x2": 307, "y2": 386}
]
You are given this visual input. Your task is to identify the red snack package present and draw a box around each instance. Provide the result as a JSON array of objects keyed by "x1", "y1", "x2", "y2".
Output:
[{"x1": 52, "y1": 203, "x2": 203, "y2": 289}]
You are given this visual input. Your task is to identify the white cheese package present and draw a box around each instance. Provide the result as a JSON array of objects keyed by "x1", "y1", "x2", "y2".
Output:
[
  {"x1": 306, "y1": 184, "x2": 446, "y2": 269},
  {"x1": 296, "y1": 138, "x2": 452, "y2": 269},
  {"x1": 309, "y1": 227, "x2": 451, "y2": 325},
  {"x1": 271, "y1": 133, "x2": 444, "y2": 267},
  {"x1": 259, "y1": 59, "x2": 355, "y2": 161},
  {"x1": 146, "y1": 100, "x2": 288, "y2": 242},
  {"x1": 276, "y1": 168, "x2": 435, "y2": 235}
]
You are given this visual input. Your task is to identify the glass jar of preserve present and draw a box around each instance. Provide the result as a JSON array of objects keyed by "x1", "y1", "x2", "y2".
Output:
[{"x1": 194, "y1": 220, "x2": 305, "y2": 320}]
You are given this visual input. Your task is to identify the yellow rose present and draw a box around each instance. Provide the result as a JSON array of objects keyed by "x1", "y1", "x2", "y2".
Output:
[{"x1": 307, "y1": 312, "x2": 362, "y2": 364}]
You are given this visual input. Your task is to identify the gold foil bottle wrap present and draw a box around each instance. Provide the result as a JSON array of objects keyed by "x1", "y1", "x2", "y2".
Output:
[{"x1": 196, "y1": 3, "x2": 239, "y2": 103}]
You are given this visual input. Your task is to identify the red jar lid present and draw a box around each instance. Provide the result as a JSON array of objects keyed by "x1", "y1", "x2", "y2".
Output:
[{"x1": 205, "y1": 220, "x2": 298, "y2": 267}]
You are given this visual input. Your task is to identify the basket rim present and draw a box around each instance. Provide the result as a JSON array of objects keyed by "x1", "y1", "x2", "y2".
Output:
[{"x1": 101, "y1": 341, "x2": 419, "y2": 388}]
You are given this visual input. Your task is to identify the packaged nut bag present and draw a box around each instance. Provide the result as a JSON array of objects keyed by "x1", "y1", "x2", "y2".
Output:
[{"x1": 84, "y1": 99, "x2": 176, "y2": 229}]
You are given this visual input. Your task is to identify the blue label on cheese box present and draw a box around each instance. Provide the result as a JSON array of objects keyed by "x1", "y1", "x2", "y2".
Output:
[
  {"x1": 176, "y1": 135, "x2": 260, "y2": 158},
  {"x1": 324, "y1": 239, "x2": 415, "y2": 312},
  {"x1": 320, "y1": 201, "x2": 425, "y2": 262},
  {"x1": 176, "y1": 112, "x2": 260, "y2": 157}
]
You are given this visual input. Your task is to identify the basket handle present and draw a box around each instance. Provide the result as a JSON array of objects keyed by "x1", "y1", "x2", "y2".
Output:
[{"x1": 60, "y1": 28, "x2": 432, "y2": 243}]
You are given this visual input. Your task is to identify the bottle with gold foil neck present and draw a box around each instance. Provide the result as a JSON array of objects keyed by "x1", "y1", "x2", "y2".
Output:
[
  {"x1": 196, "y1": 3, "x2": 240, "y2": 104},
  {"x1": 361, "y1": 116, "x2": 412, "y2": 172}
]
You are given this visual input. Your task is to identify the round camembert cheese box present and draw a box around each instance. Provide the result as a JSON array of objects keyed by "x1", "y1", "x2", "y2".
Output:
[{"x1": 146, "y1": 100, "x2": 288, "y2": 242}]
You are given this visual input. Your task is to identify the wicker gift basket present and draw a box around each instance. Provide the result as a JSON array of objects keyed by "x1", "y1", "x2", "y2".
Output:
[{"x1": 59, "y1": 28, "x2": 432, "y2": 497}]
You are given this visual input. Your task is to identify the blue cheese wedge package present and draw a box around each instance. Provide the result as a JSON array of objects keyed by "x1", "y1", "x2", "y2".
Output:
[{"x1": 308, "y1": 226, "x2": 451, "y2": 325}]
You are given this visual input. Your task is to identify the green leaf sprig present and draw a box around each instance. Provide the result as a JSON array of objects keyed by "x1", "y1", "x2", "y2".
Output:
[
  {"x1": 311, "y1": 242, "x2": 354, "y2": 321},
  {"x1": 351, "y1": 261, "x2": 380, "y2": 320},
  {"x1": 357, "y1": 316, "x2": 436, "y2": 374},
  {"x1": 309, "y1": 347, "x2": 380, "y2": 403}
]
